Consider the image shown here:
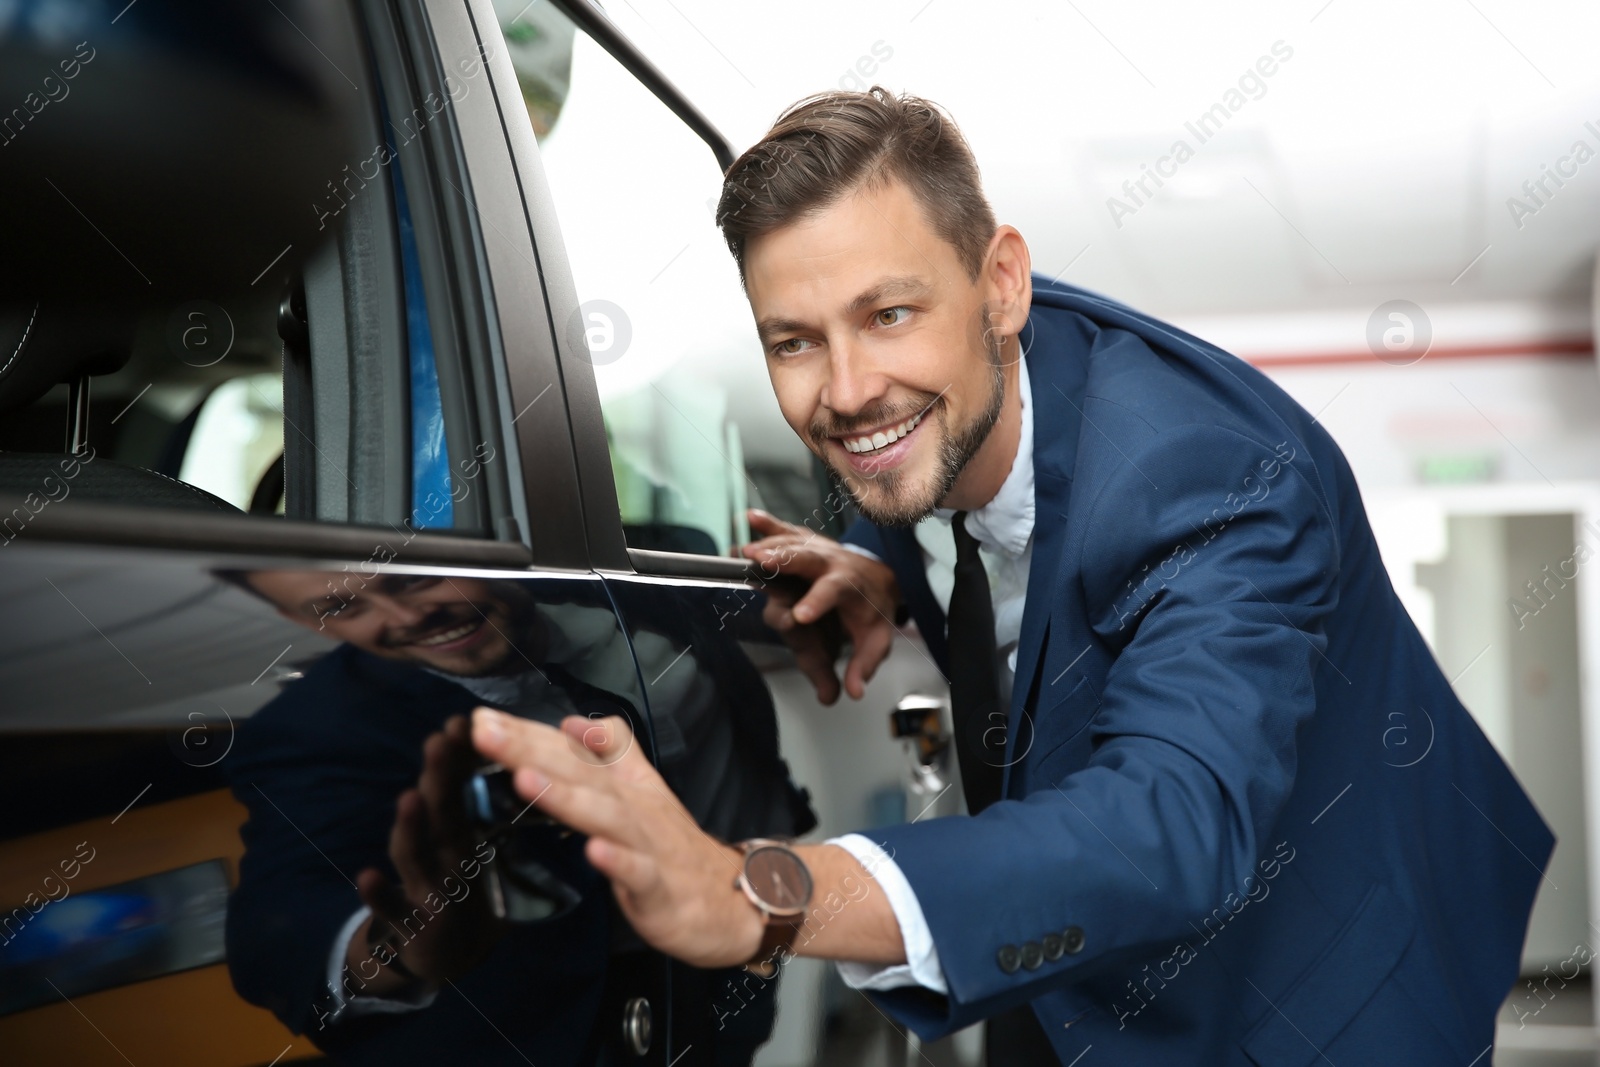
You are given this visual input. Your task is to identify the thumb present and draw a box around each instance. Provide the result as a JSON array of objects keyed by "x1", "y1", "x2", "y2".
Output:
[{"x1": 562, "y1": 714, "x2": 636, "y2": 768}]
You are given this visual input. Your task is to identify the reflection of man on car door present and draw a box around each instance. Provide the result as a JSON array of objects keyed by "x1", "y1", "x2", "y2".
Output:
[{"x1": 219, "y1": 570, "x2": 803, "y2": 1064}]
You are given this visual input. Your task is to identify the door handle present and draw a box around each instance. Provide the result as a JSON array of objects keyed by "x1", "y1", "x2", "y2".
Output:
[
  {"x1": 889, "y1": 694, "x2": 951, "y2": 795},
  {"x1": 621, "y1": 995, "x2": 652, "y2": 1057}
]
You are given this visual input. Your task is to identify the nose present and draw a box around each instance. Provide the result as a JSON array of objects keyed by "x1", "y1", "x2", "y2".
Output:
[
  {"x1": 820, "y1": 339, "x2": 887, "y2": 420},
  {"x1": 371, "y1": 593, "x2": 430, "y2": 629}
]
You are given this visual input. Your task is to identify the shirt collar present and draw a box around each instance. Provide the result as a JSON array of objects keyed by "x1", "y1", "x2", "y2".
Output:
[{"x1": 933, "y1": 356, "x2": 1035, "y2": 558}]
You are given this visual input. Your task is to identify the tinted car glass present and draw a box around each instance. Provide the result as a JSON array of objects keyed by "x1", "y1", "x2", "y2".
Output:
[
  {"x1": 0, "y1": 0, "x2": 501, "y2": 536},
  {"x1": 0, "y1": 541, "x2": 807, "y2": 1064},
  {"x1": 491, "y1": 0, "x2": 839, "y2": 557}
]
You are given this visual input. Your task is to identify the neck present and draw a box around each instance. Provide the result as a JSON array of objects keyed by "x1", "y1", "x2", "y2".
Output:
[{"x1": 940, "y1": 334, "x2": 1024, "y2": 512}]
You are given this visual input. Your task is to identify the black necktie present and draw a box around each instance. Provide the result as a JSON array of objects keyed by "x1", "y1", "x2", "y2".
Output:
[
  {"x1": 947, "y1": 512, "x2": 1005, "y2": 813},
  {"x1": 950, "y1": 519, "x2": 1060, "y2": 1062}
]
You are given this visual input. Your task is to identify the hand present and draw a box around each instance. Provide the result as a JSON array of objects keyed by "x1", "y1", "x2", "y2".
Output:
[
  {"x1": 353, "y1": 714, "x2": 505, "y2": 989},
  {"x1": 470, "y1": 708, "x2": 764, "y2": 970},
  {"x1": 740, "y1": 509, "x2": 901, "y2": 704}
]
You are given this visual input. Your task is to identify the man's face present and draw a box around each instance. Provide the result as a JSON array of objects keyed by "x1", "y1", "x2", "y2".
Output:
[
  {"x1": 246, "y1": 571, "x2": 537, "y2": 677},
  {"x1": 743, "y1": 178, "x2": 1009, "y2": 526}
]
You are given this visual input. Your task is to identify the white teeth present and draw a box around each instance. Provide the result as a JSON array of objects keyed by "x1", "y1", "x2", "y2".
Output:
[
  {"x1": 842, "y1": 412, "x2": 922, "y2": 454},
  {"x1": 415, "y1": 621, "x2": 478, "y2": 647}
]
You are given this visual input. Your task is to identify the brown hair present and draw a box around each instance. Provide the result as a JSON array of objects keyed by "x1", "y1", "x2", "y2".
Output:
[{"x1": 715, "y1": 86, "x2": 996, "y2": 283}]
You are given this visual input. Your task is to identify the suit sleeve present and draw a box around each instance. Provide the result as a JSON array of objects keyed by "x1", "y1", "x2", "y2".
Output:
[
  {"x1": 866, "y1": 424, "x2": 1338, "y2": 1036},
  {"x1": 224, "y1": 709, "x2": 407, "y2": 1037},
  {"x1": 839, "y1": 517, "x2": 888, "y2": 557}
]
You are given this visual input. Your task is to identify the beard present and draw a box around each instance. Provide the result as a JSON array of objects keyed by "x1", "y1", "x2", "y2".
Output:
[
  {"x1": 810, "y1": 304, "x2": 1008, "y2": 528},
  {"x1": 375, "y1": 582, "x2": 544, "y2": 677}
]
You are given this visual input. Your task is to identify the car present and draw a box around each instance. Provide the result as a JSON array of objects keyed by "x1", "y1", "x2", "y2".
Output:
[{"x1": 0, "y1": 2, "x2": 949, "y2": 1064}]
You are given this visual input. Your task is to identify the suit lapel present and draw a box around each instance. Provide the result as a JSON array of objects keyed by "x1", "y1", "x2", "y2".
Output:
[{"x1": 1002, "y1": 302, "x2": 1087, "y2": 794}]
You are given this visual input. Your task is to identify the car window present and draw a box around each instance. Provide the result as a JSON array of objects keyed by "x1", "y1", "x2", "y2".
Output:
[
  {"x1": 492, "y1": 0, "x2": 839, "y2": 557},
  {"x1": 0, "y1": 4, "x2": 503, "y2": 539},
  {"x1": 177, "y1": 374, "x2": 286, "y2": 514}
]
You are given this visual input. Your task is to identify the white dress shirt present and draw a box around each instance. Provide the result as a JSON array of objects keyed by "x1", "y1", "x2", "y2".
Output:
[{"x1": 830, "y1": 358, "x2": 1036, "y2": 994}]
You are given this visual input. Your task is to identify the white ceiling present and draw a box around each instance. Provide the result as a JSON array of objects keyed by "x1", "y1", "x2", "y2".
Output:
[{"x1": 599, "y1": 0, "x2": 1600, "y2": 339}]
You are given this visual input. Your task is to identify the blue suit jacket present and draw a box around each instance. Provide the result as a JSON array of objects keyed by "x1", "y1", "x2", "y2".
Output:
[
  {"x1": 843, "y1": 276, "x2": 1553, "y2": 1065},
  {"x1": 224, "y1": 602, "x2": 809, "y2": 1065},
  {"x1": 224, "y1": 645, "x2": 614, "y2": 1065}
]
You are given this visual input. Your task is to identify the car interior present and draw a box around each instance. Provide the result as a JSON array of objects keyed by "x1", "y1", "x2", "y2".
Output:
[{"x1": 0, "y1": 3, "x2": 947, "y2": 1064}]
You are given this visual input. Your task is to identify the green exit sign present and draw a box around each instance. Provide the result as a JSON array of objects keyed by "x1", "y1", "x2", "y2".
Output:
[{"x1": 1418, "y1": 454, "x2": 1497, "y2": 484}]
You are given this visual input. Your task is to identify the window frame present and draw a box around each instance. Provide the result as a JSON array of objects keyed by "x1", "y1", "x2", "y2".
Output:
[
  {"x1": 0, "y1": 0, "x2": 607, "y2": 572},
  {"x1": 500, "y1": 0, "x2": 763, "y2": 583}
]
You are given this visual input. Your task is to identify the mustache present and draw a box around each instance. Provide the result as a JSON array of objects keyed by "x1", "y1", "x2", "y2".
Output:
[
  {"x1": 380, "y1": 604, "x2": 489, "y2": 648},
  {"x1": 808, "y1": 393, "x2": 944, "y2": 443}
]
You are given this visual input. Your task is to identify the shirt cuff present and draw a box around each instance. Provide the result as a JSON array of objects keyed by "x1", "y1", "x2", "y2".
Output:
[
  {"x1": 839, "y1": 543, "x2": 883, "y2": 564},
  {"x1": 826, "y1": 833, "x2": 948, "y2": 995},
  {"x1": 325, "y1": 906, "x2": 440, "y2": 1018}
]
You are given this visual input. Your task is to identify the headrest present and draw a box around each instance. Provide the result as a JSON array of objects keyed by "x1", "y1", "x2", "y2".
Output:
[
  {"x1": 0, "y1": 1, "x2": 359, "y2": 301},
  {"x1": 0, "y1": 303, "x2": 135, "y2": 412}
]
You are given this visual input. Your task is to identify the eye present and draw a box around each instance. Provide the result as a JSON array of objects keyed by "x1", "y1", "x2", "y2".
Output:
[
  {"x1": 874, "y1": 306, "x2": 910, "y2": 327},
  {"x1": 773, "y1": 337, "x2": 816, "y2": 357},
  {"x1": 314, "y1": 598, "x2": 360, "y2": 620}
]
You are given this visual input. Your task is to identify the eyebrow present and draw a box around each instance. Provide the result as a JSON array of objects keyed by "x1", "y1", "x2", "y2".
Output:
[
  {"x1": 755, "y1": 274, "x2": 933, "y2": 344},
  {"x1": 302, "y1": 593, "x2": 351, "y2": 615}
]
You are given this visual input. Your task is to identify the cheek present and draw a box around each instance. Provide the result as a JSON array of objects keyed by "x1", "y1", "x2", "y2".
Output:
[
  {"x1": 903, "y1": 330, "x2": 975, "y2": 398},
  {"x1": 769, "y1": 367, "x2": 819, "y2": 434},
  {"x1": 339, "y1": 619, "x2": 386, "y2": 647}
]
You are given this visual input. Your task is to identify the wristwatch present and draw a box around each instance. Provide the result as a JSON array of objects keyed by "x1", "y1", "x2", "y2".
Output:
[{"x1": 734, "y1": 839, "x2": 813, "y2": 977}]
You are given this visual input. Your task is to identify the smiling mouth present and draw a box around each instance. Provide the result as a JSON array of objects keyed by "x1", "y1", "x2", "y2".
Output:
[
  {"x1": 837, "y1": 410, "x2": 925, "y2": 455},
  {"x1": 406, "y1": 618, "x2": 484, "y2": 648}
]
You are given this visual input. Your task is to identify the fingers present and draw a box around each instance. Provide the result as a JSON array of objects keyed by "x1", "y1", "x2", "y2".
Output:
[
  {"x1": 745, "y1": 508, "x2": 801, "y2": 539},
  {"x1": 794, "y1": 645, "x2": 841, "y2": 706},
  {"x1": 474, "y1": 708, "x2": 630, "y2": 780},
  {"x1": 388, "y1": 790, "x2": 441, "y2": 896},
  {"x1": 566, "y1": 714, "x2": 652, "y2": 784},
  {"x1": 761, "y1": 594, "x2": 798, "y2": 633},
  {"x1": 472, "y1": 709, "x2": 660, "y2": 849},
  {"x1": 584, "y1": 837, "x2": 661, "y2": 899},
  {"x1": 357, "y1": 867, "x2": 412, "y2": 931},
  {"x1": 789, "y1": 571, "x2": 845, "y2": 625},
  {"x1": 745, "y1": 542, "x2": 831, "y2": 581},
  {"x1": 472, "y1": 708, "x2": 576, "y2": 777},
  {"x1": 509, "y1": 765, "x2": 651, "y2": 851},
  {"x1": 417, "y1": 716, "x2": 474, "y2": 850},
  {"x1": 777, "y1": 624, "x2": 841, "y2": 705},
  {"x1": 841, "y1": 618, "x2": 895, "y2": 701},
  {"x1": 564, "y1": 712, "x2": 628, "y2": 758}
]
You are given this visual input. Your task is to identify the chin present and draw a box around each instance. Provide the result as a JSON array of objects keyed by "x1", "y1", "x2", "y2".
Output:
[{"x1": 844, "y1": 469, "x2": 943, "y2": 528}]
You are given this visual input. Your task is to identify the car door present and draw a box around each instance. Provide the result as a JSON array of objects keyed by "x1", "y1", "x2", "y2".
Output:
[
  {"x1": 483, "y1": 2, "x2": 958, "y2": 1061},
  {"x1": 0, "y1": 2, "x2": 682, "y2": 1064}
]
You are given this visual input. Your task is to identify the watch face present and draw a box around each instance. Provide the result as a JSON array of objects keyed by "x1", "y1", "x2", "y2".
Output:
[{"x1": 745, "y1": 845, "x2": 812, "y2": 914}]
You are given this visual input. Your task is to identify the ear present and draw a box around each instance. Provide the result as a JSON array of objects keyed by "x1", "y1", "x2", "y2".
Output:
[{"x1": 982, "y1": 225, "x2": 1032, "y2": 340}]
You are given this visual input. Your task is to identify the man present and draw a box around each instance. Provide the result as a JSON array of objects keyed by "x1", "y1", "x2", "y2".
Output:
[
  {"x1": 473, "y1": 87, "x2": 1553, "y2": 1064},
  {"x1": 221, "y1": 570, "x2": 806, "y2": 1064}
]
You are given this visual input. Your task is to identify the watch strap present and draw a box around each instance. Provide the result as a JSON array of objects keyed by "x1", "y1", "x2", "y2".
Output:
[
  {"x1": 744, "y1": 918, "x2": 803, "y2": 977},
  {"x1": 734, "y1": 839, "x2": 809, "y2": 976}
]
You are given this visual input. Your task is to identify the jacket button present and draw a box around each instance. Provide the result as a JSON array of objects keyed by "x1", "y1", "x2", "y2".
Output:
[
  {"x1": 1041, "y1": 933, "x2": 1065, "y2": 961},
  {"x1": 1062, "y1": 926, "x2": 1085, "y2": 954},
  {"x1": 996, "y1": 944, "x2": 1022, "y2": 973},
  {"x1": 1021, "y1": 942, "x2": 1045, "y2": 970}
]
